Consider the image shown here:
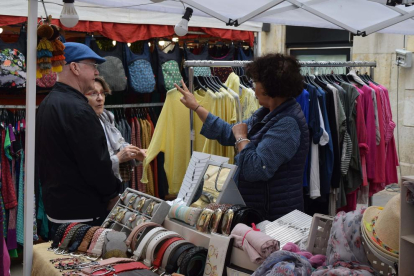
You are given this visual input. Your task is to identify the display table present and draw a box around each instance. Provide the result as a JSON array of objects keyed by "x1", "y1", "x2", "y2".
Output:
[{"x1": 32, "y1": 242, "x2": 73, "y2": 276}]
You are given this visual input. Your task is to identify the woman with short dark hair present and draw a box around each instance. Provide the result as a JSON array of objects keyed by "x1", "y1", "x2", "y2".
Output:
[{"x1": 175, "y1": 53, "x2": 309, "y2": 220}]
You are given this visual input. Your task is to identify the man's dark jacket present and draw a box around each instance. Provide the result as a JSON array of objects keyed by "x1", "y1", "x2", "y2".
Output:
[{"x1": 36, "y1": 82, "x2": 120, "y2": 220}]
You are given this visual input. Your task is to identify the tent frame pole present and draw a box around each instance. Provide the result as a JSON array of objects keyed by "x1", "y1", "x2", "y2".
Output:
[
  {"x1": 182, "y1": 0, "x2": 231, "y2": 24},
  {"x1": 236, "y1": 0, "x2": 286, "y2": 26},
  {"x1": 285, "y1": 0, "x2": 358, "y2": 34},
  {"x1": 255, "y1": 0, "x2": 326, "y2": 19},
  {"x1": 360, "y1": 9, "x2": 414, "y2": 36},
  {"x1": 23, "y1": 0, "x2": 37, "y2": 275}
]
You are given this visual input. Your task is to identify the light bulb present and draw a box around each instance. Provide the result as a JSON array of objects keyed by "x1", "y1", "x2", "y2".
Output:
[
  {"x1": 60, "y1": 0, "x2": 79, "y2": 28},
  {"x1": 0, "y1": 28, "x2": 3, "y2": 34},
  {"x1": 174, "y1": 7, "x2": 193, "y2": 36},
  {"x1": 148, "y1": 42, "x2": 152, "y2": 47},
  {"x1": 127, "y1": 43, "x2": 131, "y2": 47},
  {"x1": 159, "y1": 40, "x2": 165, "y2": 46},
  {"x1": 112, "y1": 40, "x2": 116, "y2": 46},
  {"x1": 172, "y1": 37, "x2": 179, "y2": 42}
]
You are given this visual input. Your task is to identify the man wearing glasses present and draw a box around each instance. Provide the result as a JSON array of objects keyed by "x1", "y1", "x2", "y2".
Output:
[{"x1": 36, "y1": 42, "x2": 121, "y2": 238}]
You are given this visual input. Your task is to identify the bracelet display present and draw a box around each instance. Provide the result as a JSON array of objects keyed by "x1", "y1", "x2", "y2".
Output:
[{"x1": 196, "y1": 208, "x2": 214, "y2": 233}]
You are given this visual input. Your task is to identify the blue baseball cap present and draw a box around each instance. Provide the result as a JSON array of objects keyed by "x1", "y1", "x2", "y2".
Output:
[{"x1": 63, "y1": 42, "x2": 106, "y2": 64}]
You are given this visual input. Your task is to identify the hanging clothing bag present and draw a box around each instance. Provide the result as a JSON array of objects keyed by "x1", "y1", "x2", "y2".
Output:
[
  {"x1": 125, "y1": 42, "x2": 155, "y2": 93},
  {"x1": 0, "y1": 29, "x2": 27, "y2": 89},
  {"x1": 155, "y1": 42, "x2": 182, "y2": 93},
  {"x1": 86, "y1": 36, "x2": 127, "y2": 92},
  {"x1": 183, "y1": 43, "x2": 211, "y2": 78}
]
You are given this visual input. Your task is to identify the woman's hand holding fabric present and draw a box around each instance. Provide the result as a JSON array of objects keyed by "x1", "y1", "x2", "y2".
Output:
[
  {"x1": 135, "y1": 148, "x2": 147, "y2": 162},
  {"x1": 116, "y1": 145, "x2": 140, "y2": 163}
]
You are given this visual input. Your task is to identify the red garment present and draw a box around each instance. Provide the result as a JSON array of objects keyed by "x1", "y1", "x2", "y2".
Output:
[
  {"x1": 369, "y1": 83, "x2": 386, "y2": 195},
  {"x1": 378, "y1": 85, "x2": 399, "y2": 184},
  {"x1": 146, "y1": 114, "x2": 159, "y2": 198},
  {"x1": 354, "y1": 86, "x2": 368, "y2": 187},
  {"x1": 1, "y1": 129, "x2": 17, "y2": 209},
  {"x1": 134, "y1": 118, "x2": 145, "y2": 193},
  {"x1": 360, "y1": 85, "x2": 377, "y2": 181},
  {"x1": 130, "y1": 118, "x2": 137, "y2": 190},
  {"x1": 337, "y1": 190, "x2": 358, "y2": 213}
]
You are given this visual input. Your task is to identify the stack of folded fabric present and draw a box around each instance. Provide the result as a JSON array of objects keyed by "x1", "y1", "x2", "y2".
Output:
[{"x1": 230, "y1": 223, "x2": 279, "y2": 264}]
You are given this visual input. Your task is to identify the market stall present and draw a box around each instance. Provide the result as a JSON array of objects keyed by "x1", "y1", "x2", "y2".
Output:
[{"x1": 1, "y1": 0, "x2": 414, "y2": 275}]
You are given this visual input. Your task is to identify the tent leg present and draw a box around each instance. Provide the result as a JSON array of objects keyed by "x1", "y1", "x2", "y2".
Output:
[
  {"x1": 23, "y1": 0, "x2": 37, "y2": 275},
  {"x1": 256, "y1": 31, "x2": 262, "y2": 57},
  {"x1": 189, "y1": 67, "x2": 194, "y2": 154}
]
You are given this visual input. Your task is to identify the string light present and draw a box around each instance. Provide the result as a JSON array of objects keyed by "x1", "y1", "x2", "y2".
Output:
[
  {"x1": 112, "y1": 40, "x2": 116, "y2": 46},
  {"x1": 148, "y1": 42, "x2": 152, "y2": 47},
  {"x1": 60, "y1": 0, "x2": 79, "y2": 28},
  {"x1": 0, "y1": 28, "x2": 3, "y2": 34},
  {"x1": 127, "y1": 43, "x2": 131, "y2": 47},
  {"x1": 159, "y1": 40, "x2": 165, "y2": 46},
  {"x1": 172, "y1": 37, "x2": 179, "y2": 42}
]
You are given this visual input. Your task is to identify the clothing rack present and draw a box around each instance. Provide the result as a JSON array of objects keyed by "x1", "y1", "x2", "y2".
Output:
[
  {"x1": 0, "y1": 103, "x2": 165, "y2": 109},
  {"x1": 0, "y1": 105, "x2": 34, "y2": 109},
  {"x1": 104, "y1": 103, "x2": 164, "y2": 108},
  {"x1": 184, "y1": 60, "x2": 377, "y2": 154}
]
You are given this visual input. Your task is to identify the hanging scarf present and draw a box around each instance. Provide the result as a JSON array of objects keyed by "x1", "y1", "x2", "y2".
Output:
[
  {"x1": 1, "y1": 129, "x2": 17, "y2": 209},
  {"x1": 16, "y1": 151, "x2": 24, "y2": 245}
]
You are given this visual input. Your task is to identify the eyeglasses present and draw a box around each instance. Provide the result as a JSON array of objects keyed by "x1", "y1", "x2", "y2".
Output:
[
  {"x1": 85, "y1": 91, "x2": 108, "y2": 98},
  {"x1": 77, "y1": 62, "x2": 99, "y2": 70}
]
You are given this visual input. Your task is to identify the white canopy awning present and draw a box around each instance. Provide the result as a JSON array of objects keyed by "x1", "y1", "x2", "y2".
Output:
[
  {"x1": 2, "y1": 0, "x2": 262, "y2": 32},
  {"x1": 76, "y1": 0, "x2": 414, "y2": 36}
]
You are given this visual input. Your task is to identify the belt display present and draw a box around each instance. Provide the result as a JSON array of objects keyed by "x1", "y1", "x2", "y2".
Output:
[
  {"x1": 78, "y1": 226, "x2": 100, "y2": 253},
  {"x1": 81, "y1": 257, "x2": 135, "y2": 274},
  {"x1": 90, "y1": 262, "x2": 149, "y2": 276},
  {"x1": 59, "y1": 224, "x2": 85, "y2": 252},
  {"x1": 165, "y1": 243, "x2": 196, "y2": 274},
  {"x1": 90, "y1": 229, "x2": 112, "y2": 257},
  {"x1": 68, "y1": 225, "x2": 92, "y2": 253},
  {"x1": 87, "y1": 228, "x2": 106, "y2": 254},
  {"x1": 116, "y1": 269, "x2": 159, "y2": 276},
  {"x1": 152, "y1": 237, "x2": 184, "y2": 271},
  {"x1": 178, "y1": 246, "x2": 208, "y2": 276},
  {"x1": 160, "y1": 240, "x2": 193, "y2": 274},
  {"x1": 125, "y1": 222, "x2": 161, "y2": 250},
  {"x1": 60, "y1": 223, "x2": 80, "y2": 247},
  {"x1": 143, "y1": 230, "x2": 183, "y2": 267},
  {"x1": 133, "y1": 227, "x2": 167, "y2": 260},
  {"x1": 50, "y1": 223, "x2": 71, "y2": 249}
]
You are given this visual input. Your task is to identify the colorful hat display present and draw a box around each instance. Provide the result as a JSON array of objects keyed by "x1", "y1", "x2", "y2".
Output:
[{"x1": 362, "y1": 194, "x2": 400, "y2": 259}]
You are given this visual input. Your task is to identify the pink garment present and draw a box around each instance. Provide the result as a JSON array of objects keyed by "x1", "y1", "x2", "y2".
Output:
[
  {"x1": 282, "y1": 242, "x2": 326, "y2": 268},
  {"x1": 2, "y1": 237, "x2": 10, "y2": 276},
  {"x1": 378, "y1": 85, "x2": 399, "y2": 184},
  {"x1": 230, "y1": 223, "x2": 280, "y2": 264},
  {"x1": 369, "y1": 83, "x2": 386, "y2": 185},
  {"x1": 354, "y1": 86, "x2": 368, "y2": 187},
  {"x1": 359, "y1": 85, "x2": 377, "y2": 181}
]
